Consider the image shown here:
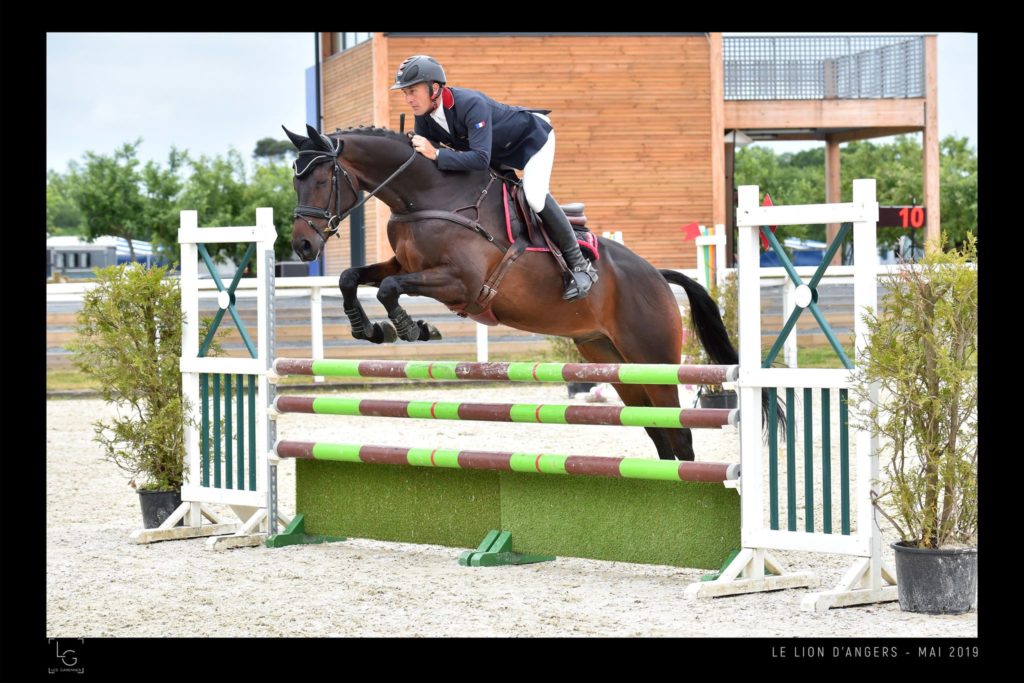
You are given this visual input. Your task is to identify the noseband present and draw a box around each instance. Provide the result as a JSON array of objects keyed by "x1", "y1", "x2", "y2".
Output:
[{"x1": 292, "y1": 136, "x2": 418, "y2": 246}]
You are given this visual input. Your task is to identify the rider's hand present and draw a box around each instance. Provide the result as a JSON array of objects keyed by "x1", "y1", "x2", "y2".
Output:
[{"x1": 411, "y1": 135, "x2": 438, "y2": 161}]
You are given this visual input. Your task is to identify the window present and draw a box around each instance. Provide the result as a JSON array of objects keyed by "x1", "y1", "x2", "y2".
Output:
[
  {"x1": 81, "y1": 253, "x2": 90, "y2": 268},
  {"x1": 330, "y1": 32, "x2": 370, "y2": 55},
  {"x1": 56, "y1": 252, "x2": 65, "y2": 269}
]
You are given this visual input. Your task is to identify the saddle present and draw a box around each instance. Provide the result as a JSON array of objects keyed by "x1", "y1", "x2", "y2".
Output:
[{"x1": 497, "y1": 169, "x2": 600, "y2": 265}]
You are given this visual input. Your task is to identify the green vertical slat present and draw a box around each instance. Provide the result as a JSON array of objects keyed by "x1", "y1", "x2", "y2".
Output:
[
  {"x1": 201, "y1": 374, "x2": 209, "y2": 487},
  {"x1": 236, "y1": 374, "x2": 245, "y2": 490},
  {"x1": 840, "y1": 389, "x2": 851, "y2": 535},
  {"x1": 768, "y1": 388, "x2": 779, "y2": 530},
  {"x1": 248, "y1": 375, "x2": 257, "y2": 491},
  {"x1": 803, "y1": 387, "x2": 814, "y2": 533},
  {"x1": 213, "y1": 374, "x2": 221, "y2": 488},
  {"x1": 225, "y1": 374, "x2": 233, "y2": 489},
  {"x1": 786, "y1": 388, "x2": 796, "y2": 532},
  {"x1": 821, "y1": 389, "x2": 832, "y2": 534}
]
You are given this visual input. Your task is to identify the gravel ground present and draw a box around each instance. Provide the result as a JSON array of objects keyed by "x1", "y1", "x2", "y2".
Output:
[{"x1": 46, "y1": 385, "x2": 977, "y2": 638}]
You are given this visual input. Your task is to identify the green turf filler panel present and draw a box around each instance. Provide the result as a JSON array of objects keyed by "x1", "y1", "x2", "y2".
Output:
[
  {"x1": 296, "y1": 459, "x2": 740, "y2": 570},
  {"x1": 296, "y1": 459, "x2": 502, "y2": 549},
  {"x1": 498, "y1": 472, "x2": 740, "y2": 570}
]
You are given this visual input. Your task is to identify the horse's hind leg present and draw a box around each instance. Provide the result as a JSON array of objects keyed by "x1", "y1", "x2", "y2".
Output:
[
  {"x1": 603, "y1": 316, "x2": 699, "y2": 461},
  {"x1": 377, "y1": 266, "x2": 468, "y2": 342},
  {"x1": 340, "y1": 258, "x2": 402, "y2": 344},
  {"x1": 574, "y1": 336, "x2": 683, "y2": 461}
]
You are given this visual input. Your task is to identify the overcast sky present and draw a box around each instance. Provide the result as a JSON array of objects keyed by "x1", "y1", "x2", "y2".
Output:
[{"x1": 46, "y1": 32, "x2": 977, "y2": 174}]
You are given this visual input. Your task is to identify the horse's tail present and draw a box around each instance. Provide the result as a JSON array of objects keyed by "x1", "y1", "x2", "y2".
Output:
[
  {"x1": 659, "y1": 269, "x2": 787, "y2": 441},
  {"x1": 658, "y1": 270, "x2": 737, "y2": 365}
]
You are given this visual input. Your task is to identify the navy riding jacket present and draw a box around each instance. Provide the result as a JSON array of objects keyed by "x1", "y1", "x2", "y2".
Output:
[{"x1": 414, "y1": 86, "x2": 552, "y2": 172}]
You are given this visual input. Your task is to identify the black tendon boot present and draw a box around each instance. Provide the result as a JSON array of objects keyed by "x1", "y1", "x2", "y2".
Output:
[{"x1": 538, "y1": 194, "x2": 598, "y2": 300}]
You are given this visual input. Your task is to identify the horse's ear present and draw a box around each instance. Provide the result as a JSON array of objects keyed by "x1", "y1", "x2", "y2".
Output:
[
  {"x1": 282, "y1": 125, "x2": 308, "y2": 149},
  {"x1": 304, "y1": 124, "x2": 335, "y2": 152}
]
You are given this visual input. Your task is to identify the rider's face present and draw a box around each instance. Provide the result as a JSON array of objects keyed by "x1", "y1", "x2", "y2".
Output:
[{"x1": 402, "y1": 83, "x2": 438, "y2": 115}]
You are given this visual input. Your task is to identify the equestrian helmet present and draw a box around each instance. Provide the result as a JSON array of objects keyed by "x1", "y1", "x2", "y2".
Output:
[{"x1": 390, "y1": 55, "x2": 446, "y2": 92}]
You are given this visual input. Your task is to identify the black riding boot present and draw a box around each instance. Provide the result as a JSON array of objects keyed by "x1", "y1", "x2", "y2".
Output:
[{"x1": 538, "y1": 194, "x2": 598, "y2": 300}]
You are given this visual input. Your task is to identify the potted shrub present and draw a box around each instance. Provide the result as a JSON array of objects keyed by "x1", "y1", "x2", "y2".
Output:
[
  {"x1": 853, "y1": 234, "x2": 978, "y2": 614},
  {"x1": 681, "y1": 272, "x2": 738, "y2": 409},
  {"x1": 68, "y1": 262, "x2": 212, "y2": 529}
]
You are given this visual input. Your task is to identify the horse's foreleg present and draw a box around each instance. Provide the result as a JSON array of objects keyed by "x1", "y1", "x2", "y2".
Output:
[
  {"x1": 339, "y1": 258, "x2": 402, "y2": 344},
  {"x1": 377, "y1": 266, "x2": 467, "y2": 342}
]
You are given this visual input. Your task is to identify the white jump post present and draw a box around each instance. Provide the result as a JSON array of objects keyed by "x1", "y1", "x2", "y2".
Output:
[
  {"x1": 685, "y1": 179, "x2": 898, "y2": 611},
  {"x1": 132, "y1": 208, "x2": 289, "y2": 549}
]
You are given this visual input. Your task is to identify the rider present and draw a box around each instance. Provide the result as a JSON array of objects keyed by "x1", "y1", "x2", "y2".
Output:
[{"x1": 392, "y1": 54, "x2": 598, "y2": 301}]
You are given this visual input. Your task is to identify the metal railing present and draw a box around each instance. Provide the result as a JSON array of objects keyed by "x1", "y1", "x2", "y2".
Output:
[{"x1": 724, "y1": 35, "x2": 925, "y2": 100}]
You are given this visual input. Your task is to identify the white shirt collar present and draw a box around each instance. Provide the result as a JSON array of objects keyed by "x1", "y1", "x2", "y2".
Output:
[{"x1": 429, "y1": 91, "x2": 450, "y2": 134}]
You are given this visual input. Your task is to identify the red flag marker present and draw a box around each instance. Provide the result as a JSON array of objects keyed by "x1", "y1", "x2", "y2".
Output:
[
  {"x1": 759, "y1": 193, "x2": 778, "y2": 251},
  {"x1": 680, "y1": 222, "x2": 701, "y2": 241}
]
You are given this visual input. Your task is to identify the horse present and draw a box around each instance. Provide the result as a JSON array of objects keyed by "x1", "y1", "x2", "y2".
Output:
[{"x1": 283, "y1": 123, "x2": 741, "y2": 461}]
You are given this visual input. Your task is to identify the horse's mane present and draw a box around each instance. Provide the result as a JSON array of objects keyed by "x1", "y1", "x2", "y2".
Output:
[{"x1": 329, "y1": 125, "x2": 409, "y2": 145}]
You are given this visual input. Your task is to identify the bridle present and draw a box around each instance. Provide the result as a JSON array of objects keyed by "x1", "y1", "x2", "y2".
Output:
[{"x1": 292, "y1": 135, "x2": 418, "y2": 245}]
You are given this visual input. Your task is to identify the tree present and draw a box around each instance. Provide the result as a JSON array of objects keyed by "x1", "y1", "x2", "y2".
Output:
[
  {"x1": 253, "y1": 137, "x2": 297, "y2": 163},
  {"x1": 139, "y1": 147, "x2": 190, "y2": 258},
  {"x1": 736, "y1": 134, "x2": 978, "y2": 254},
  {"x1": 735, "y1": 146, "x2": 823, "y2": 243},
  {"x1": 842, "y1": 136, "x2": 926, "y2": 251},
  {"x1": 247, "y1": 159, "x2": 300, "y2": 261},
  {"x1": 178, "y1": 149, "x2": 295, "y2": 267},
  {"x1": 938, "y1": 137, "x2": 977, "y2": 249},
  {"x1": 46, "y1": 170, "x2": 84, "y2": 235},
  {"x1": 67, "y1": 140, "x2": 149, "y2": 260}
]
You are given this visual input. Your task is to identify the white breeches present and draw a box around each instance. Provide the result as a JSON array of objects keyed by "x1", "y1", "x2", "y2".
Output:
[{"x1": 522, "y1": 113, "x2": 555, "y2": 213}]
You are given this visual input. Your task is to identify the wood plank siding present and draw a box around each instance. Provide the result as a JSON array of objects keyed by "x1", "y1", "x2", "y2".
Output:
[{"x1": 320, "y1": 39, "x2": 375, "y2": 274}]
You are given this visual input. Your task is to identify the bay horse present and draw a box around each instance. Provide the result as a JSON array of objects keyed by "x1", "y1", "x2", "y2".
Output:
[{"x1": 284, "y1": 123, "x2": 740, "y2": 461}]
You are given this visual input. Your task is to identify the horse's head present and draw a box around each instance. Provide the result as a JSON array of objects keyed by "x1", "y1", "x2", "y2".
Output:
[{"x1": 283, "y1": 124, "x2": 360, "y2": 261}]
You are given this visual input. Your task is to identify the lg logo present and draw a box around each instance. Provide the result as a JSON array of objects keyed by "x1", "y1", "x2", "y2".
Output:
[
  {"x1": 54, "y1": 641, "x2": 77, "y2": 667},
  {"x1": 48, "y1": 639, "x2": 84, "y2": 673}
]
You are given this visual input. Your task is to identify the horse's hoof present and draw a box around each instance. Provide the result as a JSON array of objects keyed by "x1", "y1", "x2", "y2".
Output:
[
  {"x1": 364, "y1": 321, "x2": 397, "y2": 344},
  {"x1": 419, "y1": 321, "x2": 442, "y2": 341},
  {"x1": 376, "y1": 322, "x2": 398, "y2": 343},
  {"x1": 391, "y1": 311, "x2": 420, "y2": 342}
]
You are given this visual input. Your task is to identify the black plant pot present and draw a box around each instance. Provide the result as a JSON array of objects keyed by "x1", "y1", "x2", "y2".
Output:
[
  {"x1": 138, "y1": 489, "x2": 183, "y2": 529},
  {"x1": 699, "y1": 390, "x2": 737, "y2": 409},
  {"x1": 892, "y1": 541, "x2": 978, "y2": 614},
  {"x1": 567, "y1": 382, "x2": 597, "y2": 397}
]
